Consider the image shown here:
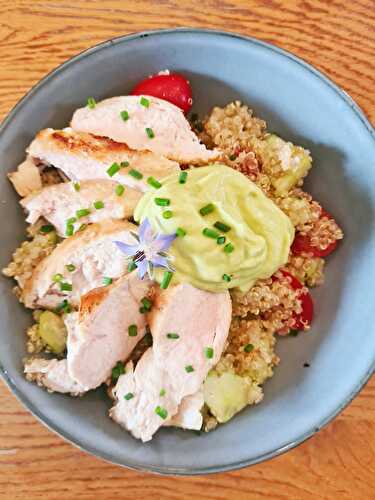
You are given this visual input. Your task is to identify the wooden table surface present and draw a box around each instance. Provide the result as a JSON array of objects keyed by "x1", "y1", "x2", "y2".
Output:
[{"x1": 0, "y1": 1, "x2": 374, "y2": 498}]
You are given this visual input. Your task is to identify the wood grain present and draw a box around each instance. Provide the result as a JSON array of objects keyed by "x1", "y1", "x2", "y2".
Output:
[{"x1": 0, "y1": 1, "x2": 374, "y2": 498}]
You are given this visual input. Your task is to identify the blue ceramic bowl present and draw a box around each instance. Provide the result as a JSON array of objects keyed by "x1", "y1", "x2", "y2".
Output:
[{"x1": 1, "y1": 29, "x2": 374, "y2": 474}]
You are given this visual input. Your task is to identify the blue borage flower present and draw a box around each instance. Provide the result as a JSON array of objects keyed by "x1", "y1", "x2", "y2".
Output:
[{"x1": 115, "y1": 218, "x2": 176, "y2": 279}]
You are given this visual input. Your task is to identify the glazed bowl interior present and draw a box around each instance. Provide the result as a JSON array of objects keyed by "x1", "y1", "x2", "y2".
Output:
[{"x1": 0, "y1": 29, "x2": 374, "y2": 474}]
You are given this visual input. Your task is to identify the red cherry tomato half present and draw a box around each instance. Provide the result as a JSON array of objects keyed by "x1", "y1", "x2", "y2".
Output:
[
  {"x1": 131, "y1": 73, "x2": 193, "y2": 113},
  {"x1": 279, "y1": 271, "x2": 314, "y2": 330}
]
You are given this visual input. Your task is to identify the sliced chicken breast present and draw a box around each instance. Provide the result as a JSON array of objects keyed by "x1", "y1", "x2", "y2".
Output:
[
  {"x1": 24, "y1": 358, "x2": 85, "y2": 395},
  {"x1": 27, "y1": 128, "x2": 179, "y2": 191},
  {"x1": 65, "y1": 273, "x2": 152, "y2": 391},
  {"x1": 165, "y1": 391, "x2": 204, "y2": 430},
  {"x1": 110, "y1": 283, "x2": 231, "y2": 442},
  {"x1": 21, "y1": 179, "x2": 142, "y2": 237},
  {"x1": 8, "y1": 156, "x2": 42, "y2": 197},
  {"x1": 71, "y1": 96, "x2": 220, "y2": 164},
  {"x1": 22, "y1": 220, "x2": 137, "y2": 309}
]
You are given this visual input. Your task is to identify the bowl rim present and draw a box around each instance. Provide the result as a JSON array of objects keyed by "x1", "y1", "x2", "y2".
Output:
[{"x1": 1, "y1": 27, "x2": 374, "y2": 476}]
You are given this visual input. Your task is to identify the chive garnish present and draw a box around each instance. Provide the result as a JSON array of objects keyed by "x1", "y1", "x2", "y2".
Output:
[
  {"x1": 107, "y1": 162, "x2": 121, "y2": 177},
  {"x1": 185, "y1": 365, "x2": 194, "y2": 373},
  {"x1": 120, "y1": 161, "x2": 129, "y2": 168},
  {"x1": 124, "y1": 392, "x2": 134, "y2": 400},
  {"x1": 244, "y1": 343, "x2": 254, "y2": 353},
  {"x1": 162, "y1": 210, "x2": 173, "y2": 219},
  {"x1": 65, "y1": 224, "x2": 74, "y2": 237},
  {"x1": 155, "y1": 406, "x2": 168, "y2": 420},
  {"x1": 146, "y1": 127, "x2": 155, "y2": 139},
  {"x1": 115, "y1": 184, "x2": 125, "y2": 196},
  {"x1": 141, "y1": 297, "x2": 152, "y2": 311},
  {"x1": 147, "y1": 177, "x2": 162, "y2": 189},
  {"x1": 103, "y1": 277, "x2": 113, "y2": 286},
  {"x1": 204, "y1": 347, "x2": 214, "y2": 359},
  {"x1": 159, "y1": 388, "x2": 166, "y2": 397},
  {"x1": 52, "y1": 273, "x2": 63, "y2": 283},
  {"x1": 73, "y1": 182, "x2": 80, "y2": 192},
  {"x1": 214, "y1": 221, "x2": 231, "y2": 233},
  {"x1": 224, "y1": 243, "x2": 235, "y2": 254},
  {"x1": 93, "y1": 200, "x2": 104, "y2": 210},
  {"x1": 60, "y1": 282, "x2": 72, "y2": 292},
  {"x1": 66, "y1": 264, "x2": 76, "y2": 272},
  {"x1": 67, "y1": 217, "x2": 77, "y2": 224},
  {"x1": 120, "y1": 110, "x2": 129, "y2": 121},
  {"x1": 128, "y1": 324, "x2": 138, "y2": 337},
  {"x1": 176, "y1": 227, "x2": 186, "y2": 237},
  {"x1": 128, "y1": 261, "x2": 137, "y2": 272},
  {"x1": 76, "y1": 208, "x2": 90, "y2": 218},
  {"x1": 40, "y1": 224, "x2": 54, "y2": 234},
  {"x1": 129, "y1": 168, "x2": 143, "y2": 180},
  {"x1": 111, "y1": 361, "x2": 125, "y2": 382},
  {"x1": 54, "y1": 299, "x2": 71, "y2": 314},
  {"x1": 222, "y1": 274, "x2": 231, "y2": 282},
  {"x1": 217, "y1": 236, "x2": 226, "y2": 245},
  {"x1": 202, "y1": 228, "x2": 219, "y2": 239},
  {"x1": 140, "y1": 97, "x2": 150, "y2": 108},
  {"x1": 166, "y1": 333, "x2": 179, "y2": 340},
  {"x1": 229, "y1": 153, "x2": 237, "y2": 161},
  {"x1": 199, "y1": 203, "x2": 215, "y2": 216},
  {"x1": 154, "y1": 197, "x2": 170, "y2": 207},
  {"x1": 160, "y1": 271, "x2": 173, "y2": 289},
  {"x1": 87, "y1": 97, "x2": 96, "y2": 109},
  {"x1": 179, "y1": 171, "x2": 188, "y2": 184}
]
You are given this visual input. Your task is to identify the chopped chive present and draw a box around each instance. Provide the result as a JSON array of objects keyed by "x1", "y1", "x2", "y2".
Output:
[
  {"x1": 107, "y1": 162, "x2": 121, "y2": 177},
  {"x1": 160, "y1": 271, "x2": 173, "y2": 289},
  {"x1": 222, "y1": 274, "x2": 231, "y2": 282},
  {"x1": 229, "y1": 153, "x2": 237, "y2": 161},
  {"x1": 124, "y1": 392, "x2": 134, "y2": 400},
  {"x1": 176, "y1": 227, "x2": 186, "y2": 237},
  {"x1": 199, "y1": 203, "x2": 215, "y2": 216},
  {"x1": 129, "y1": 168, "x2": 143, "y2": 180},
  {"x1": 120, "y1": 110, "x2": 129, "y2": 121},
  {"x1": 65, "y1": 224, "x2": 74, "y2": 237},
  {"x1": 154, "y1": 197, "x2": 170, "y2": 207},
  {"x1": 244, "y1": 343, "x2": 254, "y2": 353},
  {"x1": 54, "y1": 299, "x2": 71, "y2": 314},
  {"x1": 128, "y1": 324, "x2": 138, "y2": 337},
  {"x1": 103, "y1": 277, "x2": 113, "y2": 286},
  {"x1": 66, "y1": 264, "x2": 76, "y2": 272},
  {"x1": 141, "y1": 297, "x2": 152, "y2": 311},
  {"x1": 204, "y1": 347, "x2": 214, "y2": 359},
  {"x1": 111, "y1": 361, "x2": 125, "y2": 382},
  {"x1": 214, "y1": 221, "x2": 231, "y2": 233},
  {"x1": 67, "y1": 217, "x2": 77, "y2": 225},
  {"x1": 120, "y1": 161, "x2": 129, "y2": 168},
  {"x1": 202, "y1": 228, "x2": 219, "y2": 239},
  {"x1": 73, "y1": 182, "x2": 80, "y2": 192},
  {"x1": 166, "y1": 333, "x2": 179, "y2": 340},
  {"x1": 159, "y1": 388, "x2": 166, "y2": 397},
  {"x1": 139, "y1": 306, "x2": 147, "y2": 314},
  {"x1": 217, "y1": 236, "x2": 226, "y2": 245},
  {"x1": 87, "y1": 97, "x2": 96, "y2": 109},
  {"x1": 52, "y1": 273, "x2": 63, "y2": 283},
  {"x1": 140, "y1": 96, "x2": 150, "y2": 108},
  {"x1": 185, "y1": 365, "x2": 194, "y2": 373},
  {"x1": 93, "y1": 200, "x2": 104, "y2": 210},
  {"x1": 76, "y1": 208, "x2": 90, "y2": 218},
  {"x1": 145, "y1": 127, "x2": 155, "y2": 139},
  {"x1": 78, "y1": 223, "x2": 87, "y2": 232},
  {"x1": 128, "y1": 261, "x2": 137, "y2": 272},
  {"x1": 162, "y1": 210, "x2": 173, "y2": 219},
  {"x1": 155, "y1": 406, "x2": 168, "y2": 420},
  {"x1": 40, "y1": 224, "x2": 54, "y2": 234},
  {"x1": 224, "y1": 243, "x2": 235, "y2": 254},
  {"x1": 179, "y1": 171, "x2": 188, "y2": 184},
  {"x1": 115, "y1": 184, "x2": 125, "y2": 196},
  {"x1": 147, "y1": 176, "x2": 162, "y2": 189},
  {"x1": 289, "y1": 329, "x2": 300, "y2": 337},
  {"x1": 60, "y1": 282, "x2": 72, "y2": 292}
]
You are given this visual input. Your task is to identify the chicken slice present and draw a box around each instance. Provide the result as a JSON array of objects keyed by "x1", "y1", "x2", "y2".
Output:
[
  {"x1": 165, "y1": 391, "x2": 204, "y2": 430},
  {"x1": 21, "y1": 179, "x2": 142, "y2": 237},
  {"x1": 110, "y1": 283, "x2": 231, "y2": 442},
  {"x1": 65, "y1": 273, "x2": 152, "y2": 391},
  {"x1": 24, "y1": 358, "x2": 85, "y2": 395},
  {"x1": 8, "y1": 156, "x2": 42, "y2": 197},
  {"x1": 22, "y1": 220, "x2": 137, "y2": 309},
  {"x1": 71, "y1": 96, "x2": 220, "y2": 164},
  {"x1": 27, "y1": 128, "x2": 179, "y2": 191}
]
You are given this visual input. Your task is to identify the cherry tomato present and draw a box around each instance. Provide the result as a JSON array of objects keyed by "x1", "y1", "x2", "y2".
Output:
[
  {"x1": 131, "y1": 73, "x2": 193, "y2": 113},
  {"x1": 279, "y1": 271, "x2": 314, "y2": 330}
]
